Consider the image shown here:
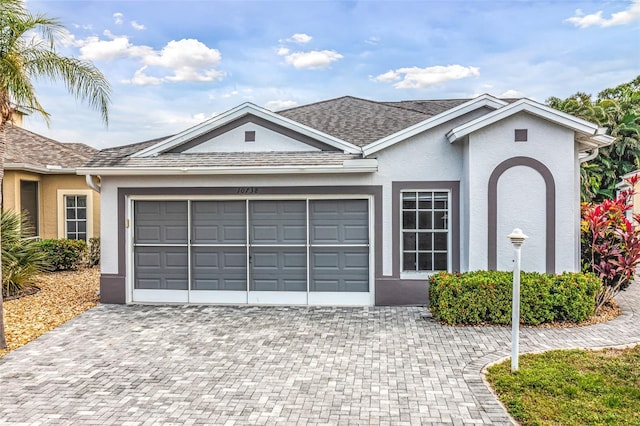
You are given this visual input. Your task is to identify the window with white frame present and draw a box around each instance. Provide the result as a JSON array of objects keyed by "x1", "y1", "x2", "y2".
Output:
[
  {"x1": 401, "y1": 191, "x2": 449, "y2": 272},
  {"x1": 65, "y1": 195, "x2": 87, "y2": 240}
]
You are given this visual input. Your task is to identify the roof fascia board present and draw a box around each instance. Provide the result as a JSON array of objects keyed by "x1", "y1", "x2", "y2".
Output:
[
  {"x1": 77, "y1": 159, "x2": 378, "y2": 176},
  {"x1": 362, "y1": 94, "x2": 507, "y2": 156},
  {"x1": 4, "y1": 163, "x2": 77, "y2": 174},
  {"x1": 133, "y1": 102, "x2": 361, "y2": 157},
  {"x1": 446, "y1": 99, "x2": 601, "y2": 143}
]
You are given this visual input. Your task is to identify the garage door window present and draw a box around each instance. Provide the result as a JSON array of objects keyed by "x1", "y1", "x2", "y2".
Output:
[
  {"x1": 401, "y1": 191, "x2": 449, "y2": 272},
  {"x1": 132, "y1": 198, "x2": 370, "y2": 297}
]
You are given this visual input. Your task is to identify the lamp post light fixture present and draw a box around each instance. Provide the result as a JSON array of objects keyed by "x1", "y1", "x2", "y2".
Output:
[{"x1": 508, "y1": 228, "x2": 528, "y2": 372}]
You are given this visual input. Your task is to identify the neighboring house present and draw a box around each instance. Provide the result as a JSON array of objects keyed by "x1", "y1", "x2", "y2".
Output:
[
  {"x1": 3, "y1": 123, "x2": 100, "y2": 241},
  {"x1": 78, "y1": 95, "x2": 613, "y2": 306},
  {"x1": 617, "y1": 171, "x2": 640, "y2": 220}
]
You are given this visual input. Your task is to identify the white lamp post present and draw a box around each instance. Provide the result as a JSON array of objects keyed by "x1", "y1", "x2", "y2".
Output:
[{"x1": 507, "y1": 228, "x2": 528, "y2": 372}]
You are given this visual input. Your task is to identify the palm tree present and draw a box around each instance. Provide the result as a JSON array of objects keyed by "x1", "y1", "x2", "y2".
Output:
[{"x1": 0, "y1": 0, "x2": 111, "y2": 349}]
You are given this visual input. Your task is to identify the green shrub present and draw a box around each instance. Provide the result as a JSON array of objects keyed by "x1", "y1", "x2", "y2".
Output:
[
  {"x1": 551, "y1": 273, "x2": 599, "y2": 322},
  {"x1": 429, "y1": 270, "x2": 599, "y2": 326},
  {"x1": 87, "y1": 237, "x2": 100, "y2": 267},
  {"x1": 38, "y1": 239, "x2": 87, "y2": 271},
  {"x1": 1, "y1": 210, "x2": 50, "y2": 297}
]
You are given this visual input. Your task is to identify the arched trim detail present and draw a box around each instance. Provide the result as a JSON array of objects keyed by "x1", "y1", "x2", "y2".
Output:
[{"x1": 488, "y1": 156, "x2": 555, "y2": 273}]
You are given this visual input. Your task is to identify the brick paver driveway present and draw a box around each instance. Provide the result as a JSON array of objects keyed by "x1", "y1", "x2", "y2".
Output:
[{"x1": 1, "y1": 285, "x2": 638, "y2": 425}]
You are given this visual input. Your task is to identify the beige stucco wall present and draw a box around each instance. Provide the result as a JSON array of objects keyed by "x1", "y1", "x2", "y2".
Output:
[
  {"x1": 2, "y1": 170, "x2": 41, "y2": 213},
  {"x1": 2, "y1": 170, "x2": 100, "y2": 239}
]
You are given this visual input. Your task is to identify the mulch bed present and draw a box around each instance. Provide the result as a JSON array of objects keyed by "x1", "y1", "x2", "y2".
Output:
[
  {"x1": 0, "y1": 267, "x2": 100, "y2": 358},
  {"x1": 3, "y1": 286, "x2": 41, "y2": 301},
  {"x1": 530, "y1": 299, "x2": 621, "y2": 329}
]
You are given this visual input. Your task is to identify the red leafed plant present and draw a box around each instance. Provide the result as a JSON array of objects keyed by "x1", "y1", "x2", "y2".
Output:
[{"x1": 581, "y1": 174, "x2": 640, "y2": 311}]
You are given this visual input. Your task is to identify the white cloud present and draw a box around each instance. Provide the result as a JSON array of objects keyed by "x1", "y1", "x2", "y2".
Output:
[
  {"x1": 281, "y1": 33, "x2": 312, "y2": 44},
  {"x1": 72, "y1": 23, "x2": 93, "y2": 30},
  {"x1": 277, "y1": 47, "x2": 290, "y2": 56},
  {"x1": 142, "y1": 39, "x2": 223, "y2": 83},
  {"x1": 265, "y1": 100, "x2": 298, "y2": 110},
  {"x1": 113, "y1": 12, "x2": 124, "y2": 25},
  {"x1": 499, "y1": 89, "x2": 524, "y2": 98},
  {"x1": 131, "y1": 21, "x2": 146, "y2": 31},
  {"x1": 372, "y1": 69, "x2": 401, "y2": 83},
  {"x1": 153, "y1": 111, "x2": 218, "y2": 127},
  {"x1": 221, "y1": 90, "x2": 239, "y2": 99},
  {"x1": 372, "y1": 64, "x2": 480, "y2": 89},
  {"x1": 566, "y1": 0, "x2": 640, "y2": 28},
  {"x1": 365, "y1": 36, "x2": 380, "y2": 45},
  {"x1": 284, "y1": 50, "x2": 343, "y2": 70},
  {"x1": 76, "y1": 33, "x2": 223, "y2": 85},
  {"x1": 79, "y1": 32, "x2": 152, "y2": 61},
  {"x1": 125, "y1": 66, "x2": 163, "y2": 85}
]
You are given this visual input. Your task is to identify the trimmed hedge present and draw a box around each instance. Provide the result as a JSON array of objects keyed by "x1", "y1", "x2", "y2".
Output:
[
  {"x1": 429, "y1": 271, "x2": 600, "y2": 325},
  {"x1": 38, "y1": 239, "x2": 88, "y2": 271}
]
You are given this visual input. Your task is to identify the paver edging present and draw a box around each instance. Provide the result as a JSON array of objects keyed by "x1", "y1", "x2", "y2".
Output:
[{"x1": 464, "y1": 284, "x2": 639, "y2": 426}]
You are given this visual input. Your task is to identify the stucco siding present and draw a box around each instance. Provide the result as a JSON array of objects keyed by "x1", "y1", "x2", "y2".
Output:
[
  {"x1": 184, "y1": 122, "x2": 321, "y2": 153},
  {"x1": 496, "y1": 166, "x2": 546, "y2": 271},
  {"x1": 466, "y1": 112, "x2": 578, "y2": 273}
]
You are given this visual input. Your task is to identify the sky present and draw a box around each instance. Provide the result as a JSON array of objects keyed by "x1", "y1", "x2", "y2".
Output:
[{"x1": 21, "y1": 0, "x2": 640, "y2": 149}]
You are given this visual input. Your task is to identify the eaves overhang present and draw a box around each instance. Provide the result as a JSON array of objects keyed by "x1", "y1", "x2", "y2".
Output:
[
  {"x1": 76, "y1": 159, "x2": 378, "y2": 176},
  {"x1": 4, "y1": 163, "x2": 78, "y2": 174},
  {"x1": 362, "y1": 94, "x2": 507, "y2": 156},
  {"x1": 132, "y1": 102, "x2": 363, "y2": 157}
]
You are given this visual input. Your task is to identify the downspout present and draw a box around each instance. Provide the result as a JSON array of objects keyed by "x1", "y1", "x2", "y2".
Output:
[
  {"x1": 85, "y1": 174, "x2": 101, "y2": 193},
  {"x1": 579, "y1": 148, "x2": 599, "y2": 164}
]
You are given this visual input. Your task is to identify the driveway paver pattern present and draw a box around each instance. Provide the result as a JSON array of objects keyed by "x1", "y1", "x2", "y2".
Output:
[{"x1": 0, "y1": 284, "x2": 638, "y2": 425}]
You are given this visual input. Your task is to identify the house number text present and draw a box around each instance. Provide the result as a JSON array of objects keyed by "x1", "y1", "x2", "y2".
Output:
[{"x1": 236, "y1": 187, "x2": 259, "y2": 194}]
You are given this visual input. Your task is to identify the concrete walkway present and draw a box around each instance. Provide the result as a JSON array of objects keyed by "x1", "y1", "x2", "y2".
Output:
[{"x1": 0, "y1": 285, "x2": 638, "y2": 425}]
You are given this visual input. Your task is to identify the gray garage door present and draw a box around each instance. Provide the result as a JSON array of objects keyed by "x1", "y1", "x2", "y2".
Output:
[{"x1": 132, "y1": 198, "x2": 371, "y2": 305}]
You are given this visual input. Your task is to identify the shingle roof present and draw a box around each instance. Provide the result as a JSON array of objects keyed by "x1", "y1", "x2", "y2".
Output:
[
  {"x1": 277, "y1": 96, "x2": 467, "y2": 147},
  {"x1": 85, "y1": 95, "x2": 496, "y2": 169},
  {"x1": 84, "y1": 136, "x2": 170, "y2": 167},
  {"x1": 4, "y1": 124, "x2": 97, "y2": 169},
  {"x1": 96, "y1": 151, "x2": 360, "y2": 169}
]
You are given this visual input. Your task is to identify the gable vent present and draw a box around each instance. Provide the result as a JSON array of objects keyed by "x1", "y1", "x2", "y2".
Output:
[
  {"x1": 245, "y1": 130, "x2": 256, "y2": 142},
  {"x1": 514, "y1": 129, "x2": 528, "y2": 142}
]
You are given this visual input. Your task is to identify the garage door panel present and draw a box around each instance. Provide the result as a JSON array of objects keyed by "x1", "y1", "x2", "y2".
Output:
[
  {"x1": 134, "y1": 201, "x2": 188, "y2": 244},
  {"x1": 192, "y1": 247, "x2": 246, "y2": 291},
  {"x1": 192, "y1": 201, "x2": 246, "y2": 244},
  {"x1": 193, "y1": 225, "x2": 247, "y2": 245},
  {"x1": 310, "y1": 247, "x2": 368, "y2": 292},
  {"x1": 250, "y1": 248, "x2": 306, "y2": 291},
  {"x1": 310, "y1": 200, "x2": 368, "y2": 244},
  {"x1": 311, "y1": 225, "x2": 339, "y2": 243},
  {"x1": 134, "y1": 246, "x2": 188, "y2": 290},
  {"x1": 250, "y1": 201, "x2": 306, "y2": 244}
]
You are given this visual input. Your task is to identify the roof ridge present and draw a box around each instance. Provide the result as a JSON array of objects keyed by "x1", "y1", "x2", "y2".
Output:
[
  {"x1": 277, "y1": 95, "x2": 385, "y2": 113},
  {"x1": 380, "y1": 98, "x2": 470, "y2": 114},
  {"x1": 100, "y1": 135, "x2": 173, "y2": 152}
]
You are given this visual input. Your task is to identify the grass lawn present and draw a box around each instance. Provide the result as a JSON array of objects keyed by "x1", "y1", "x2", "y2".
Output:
[{"x1": 485, "y1": 345, "x2": 640, "y2": 426}]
